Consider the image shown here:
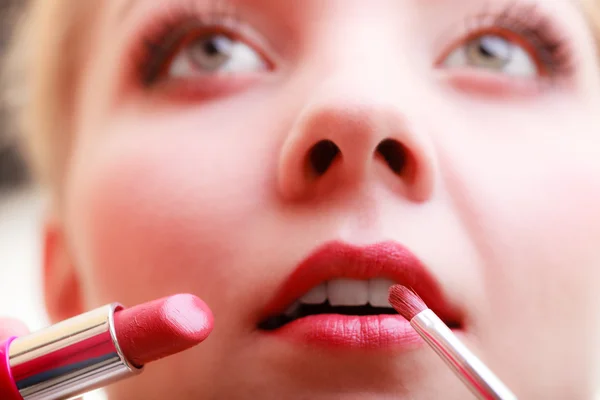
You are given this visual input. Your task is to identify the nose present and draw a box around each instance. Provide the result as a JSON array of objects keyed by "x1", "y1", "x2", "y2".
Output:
[{"x1": 277, "y1": 88, "x2": 437, "y2": 202}]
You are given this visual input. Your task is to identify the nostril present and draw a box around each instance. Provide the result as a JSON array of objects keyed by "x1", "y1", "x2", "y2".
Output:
[
  {"x1": 376, "y1": 139, "x2": 407, "y2": 175},
  {"x1": 308, "y1": 140, "x2": 340, "y2": 176}
]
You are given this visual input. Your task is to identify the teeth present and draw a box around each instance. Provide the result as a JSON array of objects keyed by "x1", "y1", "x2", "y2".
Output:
[
  {"x1": 368, "y1": 278, "x2": 395, "y2": 307},
  {"x1": 300, "y1": 283, "x2": 327, "y2": 304},
  {"x1": 297, "y1": 278, "x2": 396, "y2": 308},
  {"x1": 328, "y1": 279, "x2": 369, "y2": 306}
]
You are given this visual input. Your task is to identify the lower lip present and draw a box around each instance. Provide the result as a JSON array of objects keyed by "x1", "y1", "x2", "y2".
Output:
[{"x1": 264, "y1": 314, "x2": 424, "y2": 349}]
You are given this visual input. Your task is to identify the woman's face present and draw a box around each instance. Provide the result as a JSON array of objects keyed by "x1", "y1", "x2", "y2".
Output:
[{"x1": 53, "y1": 0, "x2": 600, "y2": 398}]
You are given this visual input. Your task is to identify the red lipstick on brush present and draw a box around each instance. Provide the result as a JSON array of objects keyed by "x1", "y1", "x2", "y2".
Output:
[
  {"x1": 0, "y1": 294, "x2": 213, "y2": 400},
  {"x1": 258, "y1": 241, "x2": 461, "y2": 349},
  {"x1": 388, "y1": 285, "x2": 516, "y2": 400}
]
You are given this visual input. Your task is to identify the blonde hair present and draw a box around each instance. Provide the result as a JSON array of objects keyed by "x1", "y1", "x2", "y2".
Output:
[
  {"x1": 2, "y1": 1, "x2": 98, "y2": 199},
  {"x1": 2, "y1": 1, "x2": 600, "y2": 202}
]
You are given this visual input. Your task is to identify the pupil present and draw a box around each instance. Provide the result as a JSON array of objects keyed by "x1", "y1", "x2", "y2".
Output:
[
  {"x1": 201, "y1": 35, "x2": 231, "y2": 57},
  {"x1": 203, "y1": 39, "x2": 220, "y2": 56},
  {"x1": 477, "y1": 35, "x2": 511, "y2": 62},
  {"x1": 188, "y1": 34, "x2": 232, "y2": 71},
  {"x1": 478, "y1": 42, "x2": 494, "y2": 59}
]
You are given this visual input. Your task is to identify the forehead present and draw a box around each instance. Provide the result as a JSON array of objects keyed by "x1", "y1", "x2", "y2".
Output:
[
  {"x1": 101, "y1": 0, "x2": 593, "y2": 44},
  {"x1": 111, "y1": 0, "x2": 586, "y2": 18}
]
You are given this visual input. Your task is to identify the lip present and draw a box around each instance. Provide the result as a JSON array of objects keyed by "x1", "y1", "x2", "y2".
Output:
[{"x1": 259, "y1": 241, "x2": 461, "y2": 349}]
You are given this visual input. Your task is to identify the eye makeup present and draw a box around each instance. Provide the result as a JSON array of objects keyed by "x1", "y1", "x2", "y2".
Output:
[
  {"x1": 123, "y1": 0, "x2": 581, "y2": 96},
  {"x1": 466, "y1": 3, "x2": 574, "y2": 77},
  {"x1": 125, "y1": 0, "x2": 275, "y2": 88}
]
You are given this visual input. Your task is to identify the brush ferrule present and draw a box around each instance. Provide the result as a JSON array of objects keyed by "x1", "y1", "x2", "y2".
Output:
[{"x1": 412, "y1": 309, "x2": 517, "y2": 400}]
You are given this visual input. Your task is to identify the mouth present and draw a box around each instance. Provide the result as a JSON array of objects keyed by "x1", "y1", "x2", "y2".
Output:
[
  {"x1": 259, "y1": 278, "x2": 407, "y2": 330},
  {"x1": 258, "y1": 241, "x2": 462, "y2": 349}
]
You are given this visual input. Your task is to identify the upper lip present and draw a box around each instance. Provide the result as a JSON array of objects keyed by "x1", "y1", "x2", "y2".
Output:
[{"x1": 260, "y1": 241, "x2": 462, "y2": 324}]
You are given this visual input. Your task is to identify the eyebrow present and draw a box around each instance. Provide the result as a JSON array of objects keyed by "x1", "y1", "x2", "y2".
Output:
[
  {"x1": 114, "y1": 0, "x2": 588, "y2": 41},
  {"x1": 114, "y1": 0, "x2": 297, "y2": 31},
  {"x1": 116, "y1": 0, "x2": 584, "y2": 19}
]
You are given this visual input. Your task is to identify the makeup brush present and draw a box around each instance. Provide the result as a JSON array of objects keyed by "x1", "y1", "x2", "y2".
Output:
[{"x1": 388, "y1": 285, "x2": 517, "y2": 400}]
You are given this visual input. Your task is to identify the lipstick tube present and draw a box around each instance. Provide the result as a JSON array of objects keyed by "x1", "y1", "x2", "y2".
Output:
[
  {"x1": 0, "y1": 294, "x2": 211, "y2": 400},
  {"x1": 1, "y1": 303, "x2": 141, "y2": 400}
]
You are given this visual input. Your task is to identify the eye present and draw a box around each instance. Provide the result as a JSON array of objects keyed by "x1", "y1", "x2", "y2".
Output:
[
  {"x1": 441, "y1": 32, "x2": 541, "y2": 78},
  {"x1": 167, "y1": 32, "x2": 267, "y2": 78}
]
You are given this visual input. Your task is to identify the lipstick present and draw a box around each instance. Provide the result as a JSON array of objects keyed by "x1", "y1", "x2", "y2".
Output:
[
  {"x1": 259, "y1": 241, "x2": 460, "y2": 349},
  {"x1": 0, "y1": 294, "x2": 213, "y2": 400}
]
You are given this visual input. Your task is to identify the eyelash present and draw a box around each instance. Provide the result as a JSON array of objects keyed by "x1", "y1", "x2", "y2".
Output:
[
  {"x1": 455, "y1": 2, "x2": 575, "y2": 78},
  {"x1": 132, "y1": 1, "x2": 576, "y2": 88},
  {"x1": 135, "y1": 1, "x2": 243, "y2": 86}
]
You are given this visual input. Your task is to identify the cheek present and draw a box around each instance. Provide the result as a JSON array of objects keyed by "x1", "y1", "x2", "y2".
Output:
[
  {"x1": 435, "y1": 112, "x2": 600, "y2": 385},
  {"x1": 64, "y1": 120, "x2": 276, "y2": 308},
  {"x1": 438, "y1": 113, "x2": 600, "y2": 318}
]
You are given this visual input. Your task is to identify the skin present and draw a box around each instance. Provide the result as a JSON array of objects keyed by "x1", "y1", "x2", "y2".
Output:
[{"x1": 5, "y1": 0, "x2": 600, "y2": 398}]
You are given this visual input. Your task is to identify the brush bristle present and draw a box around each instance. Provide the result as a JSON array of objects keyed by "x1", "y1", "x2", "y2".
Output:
[{"x1": 388, "y1": 285, "x2": 428, "y2": 321}]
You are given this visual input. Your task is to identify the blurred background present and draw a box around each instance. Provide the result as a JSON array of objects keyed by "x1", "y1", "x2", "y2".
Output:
[
  {"x1": 1, "y1": 3, "x2": 105, "y2": 398},
  {"x1": 0, "y1": 0, "x2": 47, "y2": 331}
]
